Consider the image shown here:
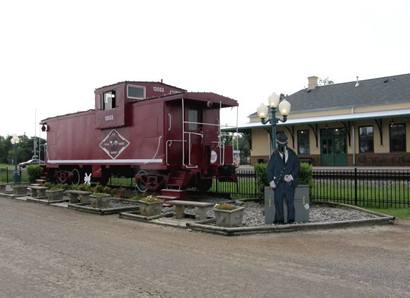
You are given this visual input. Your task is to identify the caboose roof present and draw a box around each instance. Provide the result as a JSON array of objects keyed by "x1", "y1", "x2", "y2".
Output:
[
  {"x1": 94, "y1": 81, "x2": 186, "y2": 92},
  {"x1": 148, "y1": 91, "x2": 238, "y2": 107}
]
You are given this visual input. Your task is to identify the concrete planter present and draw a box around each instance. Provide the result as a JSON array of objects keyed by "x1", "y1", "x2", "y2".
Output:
[
  {"x1": 294, "y1": 185, "x2": 310, "y2": 223},
  {"x1": 264, "y1": 185, "x2": 310, "y2": 224},
  {"x1": 214, "y1": 206, "x2": 245, "y2": 227},
  {"x1": 13, "y1": 185, "x2": 28, "y2": 196},
  {"x1": 138, "y1": 201, "x2": 162, "y2": 217},
  {"x1": 90, "y1": 193, "x2": 111, "y2": 208},
  {"x1": 46, "y1": 189, "x2": 64, "y2": 201}
]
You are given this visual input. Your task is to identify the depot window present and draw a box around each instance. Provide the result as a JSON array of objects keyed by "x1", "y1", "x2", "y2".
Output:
[
  {"x1": 103, "y1": 91, "x2": 116, "y2": 110},
  {"x1": 127, "y1": 85, "x2": 146, "y2": 100},
  {"x1": 297, "y1": 130, "x2": 310, "y2": 155},
  {"x1": 359, "y1": 126, "x2": 374, "y2": 153},
  {"x1": 389, "y1": 123, "x2": 406, "y2": 152}
]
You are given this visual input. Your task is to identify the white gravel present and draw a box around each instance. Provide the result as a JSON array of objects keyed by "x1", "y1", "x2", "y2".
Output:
[{"x1": 169, "y1": 200, "x2": 380, "y2": 226}]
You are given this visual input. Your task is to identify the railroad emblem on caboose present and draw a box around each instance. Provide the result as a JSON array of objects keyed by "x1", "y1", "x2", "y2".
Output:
[{"x1": 99, "y1": 130, "x2": 130, "y2": 159}]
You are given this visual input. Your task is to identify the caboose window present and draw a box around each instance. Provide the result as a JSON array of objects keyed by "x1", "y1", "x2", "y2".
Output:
[
  {"x1": 188, "y1": 109, "x2": 199, "y2": 131},
  {"x1": 103, "y1": 91, "x2": 116, "y2": 110},
  {"x1": 127, "y1": 85, "x2": 146, "y2": 100}
]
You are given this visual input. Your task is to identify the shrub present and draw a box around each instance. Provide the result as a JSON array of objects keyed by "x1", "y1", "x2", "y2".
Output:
[
  {"x1": 255, "y1": 161, "x2": 313, "y2": 191},
  {"x1": 27, "y1": 165, "x2": 43, "y2": 183},
  {"x1": 254, "y1": 163, "x2": 268, "y2": 193},
  {"x1": 298, "y1": 163, "x2": 313, "y2": 186},
  {"x1": 78, "y1": 184, "x2": 92, "y2": 191}
]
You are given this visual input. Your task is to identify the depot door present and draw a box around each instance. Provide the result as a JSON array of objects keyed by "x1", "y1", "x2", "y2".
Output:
[{"x1": 320, "y1": 128, "x2": 347, "y2": 166}]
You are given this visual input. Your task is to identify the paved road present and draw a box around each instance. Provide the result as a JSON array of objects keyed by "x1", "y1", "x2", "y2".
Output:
[{"x1": 0, "y1": 198, "x2": 409, "y2": 298}]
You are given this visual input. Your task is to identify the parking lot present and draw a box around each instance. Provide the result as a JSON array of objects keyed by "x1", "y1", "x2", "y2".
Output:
[{"x1": 0, "y1": 198, "x2": 409, "y2": 297}]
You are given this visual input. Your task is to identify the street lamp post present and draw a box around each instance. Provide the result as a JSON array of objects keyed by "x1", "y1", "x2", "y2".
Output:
[
  {"x1": 257, "y1": 93, "x2": 291, "y2": 152},
  {"x1": 10, "y1": 135, "x2": 21, "y2": 184},
  {"x1": 257, "y1": 93, "x2": 291, "y2": 224}
]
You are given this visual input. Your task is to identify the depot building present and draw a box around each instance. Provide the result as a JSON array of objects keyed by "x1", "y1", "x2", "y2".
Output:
[{"x1": 232, "y1": 73, "x2": 410, "y2": 167}]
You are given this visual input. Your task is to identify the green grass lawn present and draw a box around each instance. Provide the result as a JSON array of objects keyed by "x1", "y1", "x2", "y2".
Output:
[
  {"x1": 367, "y1": 208, "x2": 410, "y2": 219},
  {"x1": 0, "y1": 164, "x2": 29, "y2": 183},
  {"x1": 310, "y1": 181, "x2": 410, "y2": 208}
]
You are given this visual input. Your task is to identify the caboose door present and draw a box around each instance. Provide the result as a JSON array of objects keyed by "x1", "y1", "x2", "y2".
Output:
[
  {"x1": 183, "y1": 104, "x2": 203, "y2": 168},
  {"x1": 166, "y1": 102, "x2": 183, "y2": 167},
  {"x1": 165, "y1": 101, "x2": 203, "y2": 168}
]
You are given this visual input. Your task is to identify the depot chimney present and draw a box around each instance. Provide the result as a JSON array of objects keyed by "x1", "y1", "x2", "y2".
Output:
[{"x1": 308, "y1": 76, "x2": 318, "y2": 90}]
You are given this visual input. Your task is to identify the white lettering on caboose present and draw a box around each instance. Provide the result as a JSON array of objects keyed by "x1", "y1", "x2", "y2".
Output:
[{"x1": 153, "y1": 86, "x2": 165, "y2": 93}]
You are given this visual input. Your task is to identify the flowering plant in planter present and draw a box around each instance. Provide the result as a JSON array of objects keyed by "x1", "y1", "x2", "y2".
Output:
[
  {"x1": 214, "y1": 203, "x2": 238, "y2": 211},
  {"x1": 139, "y1": 195, "x2": 162, "y2": 204},
  {"x1": 138, "y1": 195, "x2": 162, "y2": 216}
]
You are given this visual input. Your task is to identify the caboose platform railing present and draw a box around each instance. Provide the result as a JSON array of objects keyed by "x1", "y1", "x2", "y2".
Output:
[{"x1": 184, "y1": 131, "x2": 203, "y2": 168}]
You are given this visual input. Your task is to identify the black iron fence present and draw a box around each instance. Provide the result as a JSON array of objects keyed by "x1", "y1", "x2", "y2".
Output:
[
  {"x1": 211, "y1": 167, "x2": 410, "y2": 208},
  {"x1": 0, "y1": 167, "x2": 12, "y2": 183},
  {"x1": 211, "y1": 169, "x2": 260, "y2": 199},
  {"x1": 312, "y1": 168, "x2": 410, "y2": 208},
  {"x1": 0, "y1": 167, "x2": 26, "y2": 184}
]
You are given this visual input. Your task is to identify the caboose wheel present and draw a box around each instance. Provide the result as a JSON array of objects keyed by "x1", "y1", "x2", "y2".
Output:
[
  {"x1": 135, "y1": 170, "x2": 148, "y2": 193},
  {"x1": 197, "y1": 177, "x2": 213, "y2": 192},
  {"x1": 71, "y1": 168, "x2": 81, "y2": 185},
  {"x1": 55, "y1": 170, "x2": 70, "y2": 184},
  {"x1": 135, "y1": 170, "x2": 163, "y2": 193}
]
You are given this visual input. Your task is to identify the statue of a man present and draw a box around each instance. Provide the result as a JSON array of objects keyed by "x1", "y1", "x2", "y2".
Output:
[{"x1": 266, "y1": 132, "x2": 300, "y2": 224}]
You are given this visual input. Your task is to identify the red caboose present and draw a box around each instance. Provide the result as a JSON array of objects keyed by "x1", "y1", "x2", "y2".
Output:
[{"x1": 41, "y1": 81, "x2": 238, "y2": 192}]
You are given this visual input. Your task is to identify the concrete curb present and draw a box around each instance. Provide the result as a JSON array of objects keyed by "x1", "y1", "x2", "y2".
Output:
[
  {"x1": 0, "y1": 192, "x2": 27, "y2": 199},
  {"x1": 186, "y1": 216, "x2": 394, "y2": 236},
  {"x1": 26, "y1": 197, "x2": 69, "y2": 205},
  {"x1": 68, "y1": 203, "x2": 138, "y2": 215},
  {"x1": 119, "y1": 211, "x2": 173, "y2": 222},
  {"x1": 118, "y1": 201, "x2": 395, "y2": 236}
]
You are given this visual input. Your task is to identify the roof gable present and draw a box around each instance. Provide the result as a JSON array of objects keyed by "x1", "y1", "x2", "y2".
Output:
[
  {"x1": 288, "y1": 73, "x2": 410, "y2": 112},
  {"x1": 249, "y1": 73, "x2": 410, "y2": 117}
]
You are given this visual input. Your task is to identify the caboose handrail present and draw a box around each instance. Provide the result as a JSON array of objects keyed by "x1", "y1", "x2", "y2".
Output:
[
  {"x1": 183, "y1": 121, "x2": 221, "y2": 127},
  {"x1": 184, "y1": 131, "x2": 203, "y2": 168}
]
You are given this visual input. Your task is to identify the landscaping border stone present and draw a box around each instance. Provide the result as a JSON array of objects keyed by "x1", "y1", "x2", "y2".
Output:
[
  {"x1": 68, "y1": 200, "x2": 139, "y2": 215},
  {"x1": 185, "y1": 202, "x2": 395, "y2": 236},
  {"x1": 26, "y1": 196, "x2": 69, "y2": 205},
  {"x1": 119, "y1": 211, "x2": 174, "y2": 222}
]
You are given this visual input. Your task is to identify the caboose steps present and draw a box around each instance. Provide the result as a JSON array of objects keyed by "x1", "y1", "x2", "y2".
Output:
[
  {"x1": 157, "y1": 195, "x2": 178, "y2": 201},
  {"x1": 160, "y1": 189, "x2": 186, "y2": 200}
]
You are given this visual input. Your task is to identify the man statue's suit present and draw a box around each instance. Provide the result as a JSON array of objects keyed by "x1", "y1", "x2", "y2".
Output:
[{"x1": 266, "y1": 133, "x2": 300, "y2": 224}]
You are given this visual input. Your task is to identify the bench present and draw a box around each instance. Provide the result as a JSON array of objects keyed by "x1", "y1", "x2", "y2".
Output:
[
  {"x1": 29, "y1": 185, "x2": 48, "y2": 198},
  {"x1": 167, "y1": 200, "x2": 214, "y2": 220},
  {"x1": 35, "y1": 179, "x2": 47, "y2": 185},
  {"x1": 65, "y1": 190, "x2": 92, "y2": 203}
]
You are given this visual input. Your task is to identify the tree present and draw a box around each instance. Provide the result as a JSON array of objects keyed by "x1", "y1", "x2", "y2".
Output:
[
  {"x1": 0, "y1": 135, "x2": 46, "y2": 164},
  {"x1": 318, "y1": 77, "x2": 335, "y2": 86}
]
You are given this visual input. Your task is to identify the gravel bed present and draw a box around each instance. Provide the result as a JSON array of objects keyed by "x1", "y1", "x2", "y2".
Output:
[{"x1": 162, "y1": 201, "x2": 381, "y2": 226}]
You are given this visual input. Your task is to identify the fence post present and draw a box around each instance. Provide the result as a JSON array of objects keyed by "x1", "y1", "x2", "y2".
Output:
[
  {"x1": 354, "y1": 167, "x2": 358, "y2": 206},
  {"x1": 6, "y1": 168, "x2": 9, "y2": 183}
]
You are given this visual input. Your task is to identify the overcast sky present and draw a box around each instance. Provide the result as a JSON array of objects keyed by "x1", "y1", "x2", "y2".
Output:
[{"x1": 1, "y1": 0, "x2": 409, "y2": 138}]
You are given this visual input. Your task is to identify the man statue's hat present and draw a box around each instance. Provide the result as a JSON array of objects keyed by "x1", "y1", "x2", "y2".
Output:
[{"x1": 276, "y1": 132, "x2": 288, "y2": 144}]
